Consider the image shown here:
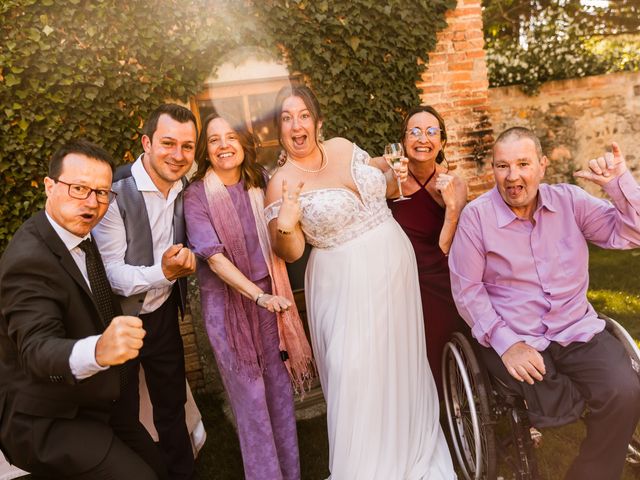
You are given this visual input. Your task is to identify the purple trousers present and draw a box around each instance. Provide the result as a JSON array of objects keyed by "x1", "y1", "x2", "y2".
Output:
[{"x1": 201, "y1": 278, "x2": 300, "y2": 480}]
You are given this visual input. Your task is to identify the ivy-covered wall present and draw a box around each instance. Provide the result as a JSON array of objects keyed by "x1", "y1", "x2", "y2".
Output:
[
  {"x1": 0, "y1": 0, "x2": 215, "y2": 251},
  {"x1": 0, "y1": 0, "x2": 455, "y2": 252},
  {"x1": 252, "y1": 1, "x2": 453, "y2": 151}
]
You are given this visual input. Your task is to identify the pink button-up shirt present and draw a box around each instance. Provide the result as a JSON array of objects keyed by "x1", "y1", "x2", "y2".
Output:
[{"x1": 449, "y1": 171, "x2": 640, "y2": 356}]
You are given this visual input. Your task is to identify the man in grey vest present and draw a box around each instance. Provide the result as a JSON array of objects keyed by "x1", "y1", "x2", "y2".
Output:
[{"x1": 93, "y1": 104, "x2": 197, "y2": 480}]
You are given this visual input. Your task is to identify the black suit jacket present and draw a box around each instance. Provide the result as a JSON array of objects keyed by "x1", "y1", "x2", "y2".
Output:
[{"x1": 0, "y1": 210, "x2": 122, "y2": 476}]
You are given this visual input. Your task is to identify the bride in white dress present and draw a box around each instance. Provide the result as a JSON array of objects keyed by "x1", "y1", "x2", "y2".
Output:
[{"x1": 265, "y1": 85, "x2": 455, "y2": 479}]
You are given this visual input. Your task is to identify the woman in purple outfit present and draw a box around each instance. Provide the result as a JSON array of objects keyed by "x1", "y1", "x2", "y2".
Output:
[{"x1": 184, "y1": 112, "x2": 313, "y2": 480}]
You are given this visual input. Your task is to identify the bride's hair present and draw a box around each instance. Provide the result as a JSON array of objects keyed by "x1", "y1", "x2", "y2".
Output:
[{"x1": 274, "y1": 84, "x2": 324, "y2": 151}]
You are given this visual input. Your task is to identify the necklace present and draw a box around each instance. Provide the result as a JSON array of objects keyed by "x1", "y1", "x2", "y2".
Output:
[{"x1": 287, "y1": 144, "x2": 328, "y2": 173}]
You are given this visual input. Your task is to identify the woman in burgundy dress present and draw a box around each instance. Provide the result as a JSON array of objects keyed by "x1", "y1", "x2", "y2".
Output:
[{"x1": 387, "y1": 106, "x2": 468, "y2": 396}]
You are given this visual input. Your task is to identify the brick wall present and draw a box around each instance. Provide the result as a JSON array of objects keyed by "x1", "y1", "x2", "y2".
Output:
[
  {"x1": 180, "y1": 304, "x2": 206, "y2": 391},
  {"x1": 417, "y1": 0, "x2": 494, "y2": 197},
  {"x1": 489, "y1": 71, "x2": 640, "y2": 196}
]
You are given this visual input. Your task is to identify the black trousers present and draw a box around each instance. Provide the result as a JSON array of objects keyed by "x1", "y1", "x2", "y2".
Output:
[
  {"x1": 120, "y1": 287, "x2": 194, "y2": 480},
  {"x1": 29, "y1": 404, "x2": 169, "y2": 480},
  {"x1": 480, "y1": 330, "x2": 640, "y2": 480}
]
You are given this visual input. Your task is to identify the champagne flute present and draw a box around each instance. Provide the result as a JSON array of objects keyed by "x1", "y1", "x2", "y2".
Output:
[{"x1": 384, "y1": 143, "x2": 409, "y2": 202}]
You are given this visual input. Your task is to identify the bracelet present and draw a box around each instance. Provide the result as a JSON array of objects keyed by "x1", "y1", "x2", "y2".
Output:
[
  {"x1": 254, "y1": 292, "x2": 266, "y2": 305},
  {"x1": 277, "y1": 227, "x2": 293, "y2": 235}
]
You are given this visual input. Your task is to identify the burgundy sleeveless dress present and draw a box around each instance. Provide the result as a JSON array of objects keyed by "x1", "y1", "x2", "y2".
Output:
[{"x1": 387, "y1": 172, "x2": 464, "y2": 397}]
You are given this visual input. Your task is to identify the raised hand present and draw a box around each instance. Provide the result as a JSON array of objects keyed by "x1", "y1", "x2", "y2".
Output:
[
  {"x1": 501, "y1": 341, "x2": 546, "y2": 385},
  {"x1": 277, "y1": 179, "x2": 304, "y2": 233},
  {"x1": 161, "y1": 244, "x2": 196, "y2": 281},
  {"x1": 435, "y1": 173, "x2": 465, "y2": 211},
  {"x1": 95, "y1": 315, "x2": 146, "y2": 366},
  {"x1": 574, "y1": 142, "x2": 627, "y2": 186}
]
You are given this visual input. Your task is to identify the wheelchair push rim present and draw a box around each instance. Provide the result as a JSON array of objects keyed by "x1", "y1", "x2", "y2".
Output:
[
  {"x1": 442, "y1": 332, "x2": 497, "y2": 480},
  {"x1": 600, "y1": 314, "x2": 640, "y2": 466}
]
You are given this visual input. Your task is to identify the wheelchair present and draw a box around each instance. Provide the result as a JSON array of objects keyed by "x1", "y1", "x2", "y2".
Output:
[{"x1": 441, "y1": 314, "x2": 640, "y2": 480}]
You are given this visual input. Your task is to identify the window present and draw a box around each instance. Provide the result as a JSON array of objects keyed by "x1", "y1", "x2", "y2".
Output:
[{"x1": 192, "y1": 76, "x2": 295, "y2": 171}]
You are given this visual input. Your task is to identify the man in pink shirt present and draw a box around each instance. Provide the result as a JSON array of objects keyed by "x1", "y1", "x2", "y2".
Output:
[{"x1": 449, "y1": 126, "x2": 640, "y2": 480}]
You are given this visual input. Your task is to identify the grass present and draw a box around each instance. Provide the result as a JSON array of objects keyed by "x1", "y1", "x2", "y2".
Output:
[{"x1": 193, "y1": 245, "x2": 640, "y2": 479}]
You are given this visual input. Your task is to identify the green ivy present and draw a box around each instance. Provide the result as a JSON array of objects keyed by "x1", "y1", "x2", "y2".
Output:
[
  {"x1": 253, "y1": 0, "x2": 454, "y2": 152},
  {"x1": 0, "y1": 0, "x2": 453, "y2": 252}
]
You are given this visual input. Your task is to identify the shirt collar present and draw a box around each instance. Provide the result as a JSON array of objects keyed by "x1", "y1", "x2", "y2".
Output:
[
  {"x1": 490, "y1": 183, "x2": 556, "y2": 228},
  {"x1": 537, "y1": 183, "x2": 557, "y2": 214},
  {"x1": 131, "y1": 154, "x2": 185, "y2": 197},
  {"x1": 45, "y1": 211, "x2": 90, "y2": 251}
]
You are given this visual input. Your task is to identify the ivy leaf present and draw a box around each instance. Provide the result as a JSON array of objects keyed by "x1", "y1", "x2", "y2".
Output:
[
  {"x1": 4, "y1": 74, "x2": 20, "y2": 87},
  {"x1": 27, "y1": 28, "x2": 41, "y2": 42},
  {"x1": 42, "y1": 25, "x2": 54, "y2": 36},
  {"x1": 85, "y1": 88, "x2": 99, "y2": 101},
  {"x1": 349, "y1": 36, "x2": 360, "y2": 52}
]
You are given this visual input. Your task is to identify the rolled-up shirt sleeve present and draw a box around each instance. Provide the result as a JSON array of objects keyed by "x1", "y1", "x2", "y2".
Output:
[
  {"x1": 92, "y1": 200, "x2": 172, "y2": 296},
  {"x1": 448, "y1": 211, "x2": 522, "y2": 356},
  {"x1": 575, "y1": 170, "x2": 640, "y2": 248},
  {"x1": 184, "y1": 183, "x2": 225, "y2": 261}
]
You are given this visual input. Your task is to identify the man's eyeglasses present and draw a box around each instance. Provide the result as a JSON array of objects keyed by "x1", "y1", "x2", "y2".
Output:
[
  {"x1": 406, "y1": 126, "x2": 441, "y2": 140},
  {"x1": 53, "y1": 178, "x2": 117, "y2": 204}
]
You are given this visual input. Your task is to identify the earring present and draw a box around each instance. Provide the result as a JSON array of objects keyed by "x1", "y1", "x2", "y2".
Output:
[{"x1": 317, "y1": 129, "x2": 324, "y2": 143}]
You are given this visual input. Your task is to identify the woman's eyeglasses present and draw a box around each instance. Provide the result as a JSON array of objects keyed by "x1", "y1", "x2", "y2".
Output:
[{"x1": 406, "y1": 126, "x2": 441, "y2": 139}]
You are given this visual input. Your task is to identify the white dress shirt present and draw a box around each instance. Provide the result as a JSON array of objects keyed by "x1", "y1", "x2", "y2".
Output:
[
  {"x1": 45, "y1": 212, "x2": 108, "y2": 380},
  {"x1": 92, "y1": 155, "x2": 183, "y2": 314}
]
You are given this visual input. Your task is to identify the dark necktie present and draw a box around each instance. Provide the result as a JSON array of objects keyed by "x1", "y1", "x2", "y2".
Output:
[
  {"x1": 78, "y1": 239, "x2": 132, "y2": 389},
  {"x1": 78, "y1": 238, "x2": 115, "y2": 325}
]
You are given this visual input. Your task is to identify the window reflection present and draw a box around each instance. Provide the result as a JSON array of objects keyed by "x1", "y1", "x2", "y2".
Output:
[{"x1": 195, "y1": 78, "x2": 296, "y2": 172}]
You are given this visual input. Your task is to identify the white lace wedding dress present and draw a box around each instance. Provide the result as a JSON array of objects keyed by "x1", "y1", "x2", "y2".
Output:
[{"x1": 265, "y1": 144, "x2": 455, "y2": 479}]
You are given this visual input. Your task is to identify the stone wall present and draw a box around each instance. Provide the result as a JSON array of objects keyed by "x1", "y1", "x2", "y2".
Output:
[
  {"x1": 418, "y1": 0, "x2": 494, "y2": 197},
  {"x1": 489, "y1": 71, "x2": 640, "y2": 196}
]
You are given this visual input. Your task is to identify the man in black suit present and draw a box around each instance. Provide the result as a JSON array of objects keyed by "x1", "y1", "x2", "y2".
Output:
[{"x1": 0, "y1": 140, "x2": 168, "y2": 479}]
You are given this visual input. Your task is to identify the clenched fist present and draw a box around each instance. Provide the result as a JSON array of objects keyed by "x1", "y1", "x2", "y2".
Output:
[
  {"x1": 95, "y1": 315, "x2": 146, "y2": 366},
  {"x1": 161, "y1": 244, "x2": 196, "y2": 281}
]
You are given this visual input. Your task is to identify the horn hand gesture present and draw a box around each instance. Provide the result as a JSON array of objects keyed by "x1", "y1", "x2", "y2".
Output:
[{"x1": 574, "y1": 142, "x2": 627, "y2": 186}]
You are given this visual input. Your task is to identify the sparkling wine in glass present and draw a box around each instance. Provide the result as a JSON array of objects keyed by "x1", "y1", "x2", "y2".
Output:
[{"x1": 384, "y1": 143, "x2": 409, "y2": 202}]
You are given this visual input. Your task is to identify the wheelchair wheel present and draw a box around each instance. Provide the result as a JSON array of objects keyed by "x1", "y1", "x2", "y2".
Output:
[
  {"x1": 442, "y1": 332, "x2": 497, "y2": 480},
  {"x1": 601, "y1": 314, "x2": 640, "y2": 466},
  {"x1": 506, "y1": 404, "x2": 540, "y2": 480}
]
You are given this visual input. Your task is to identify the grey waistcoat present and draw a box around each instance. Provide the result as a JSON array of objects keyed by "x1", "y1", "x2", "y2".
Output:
[{"x1": 111, "y1": 163, "x2": 187, "y2": 316}]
